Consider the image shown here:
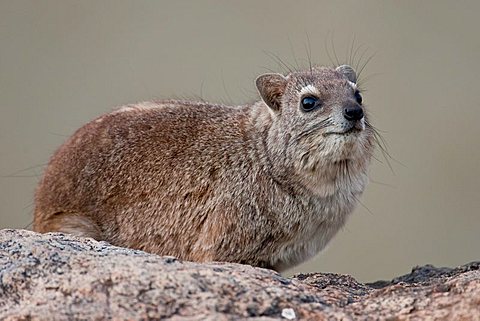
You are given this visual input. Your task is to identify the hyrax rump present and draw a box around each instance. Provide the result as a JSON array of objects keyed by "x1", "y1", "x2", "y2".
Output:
[{"x1": 34, "y1": 65, "x2": 374, "y2": 271}]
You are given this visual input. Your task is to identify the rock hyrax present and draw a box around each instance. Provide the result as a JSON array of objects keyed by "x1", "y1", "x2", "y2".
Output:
[{"x1": 34, "y1": 65, "x2": 374, "y2": 271}]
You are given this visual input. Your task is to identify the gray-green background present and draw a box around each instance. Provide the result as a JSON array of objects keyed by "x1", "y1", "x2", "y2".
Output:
[{"x1": 1, "y1": 0, "x2": 479, "y2": 282}]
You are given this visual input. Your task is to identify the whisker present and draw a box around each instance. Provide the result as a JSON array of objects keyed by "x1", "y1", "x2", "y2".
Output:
[
  {"x1": 370, "y1": 153, "x2": 385, "y2": 164},
  {"x1": 356, "y1": 72, "x2": 383, "y2": 89},
  {"x1": 352, "y1": 193, "x2": 375, "y2": 216},
  {"x1": 287, "y1": 36, "x2": 301, "y2": 70},
  {"x1": 357, "y1": 51, "x2": 377, "y2": 80},
  {"x1": 365, "y1": 120, "x2": 405, "y2": 173},
  {"x1": 263, "y1": 50, "x2": 295, "y2": 74},
  {"x1": 351, "y1": 43, "x2": 366, "y2": 71},
  {"x1": 305, "y1": 32, "x2": 313, "y2": 74},
  {"x1": 324, "y1": 32, "x2": 336, "y2": 67},
  {"x1": 355, "y1": 46, "x2": 370, "y2": 74},
  {"x1": 2, "y1": 163, "x2": 48, "y2": 178},
  {"x1": 23, "y1": 221, "x2": 34, "y2": 230},
  {"x1": 259, "y1": 66, "x2": 279, "y2": 74},
  {"x1": 220, "y1": 69, "x2": 233, "y2": 105},
  {"x1": 330, "y1": 33, "x2": 341, "y2": 67},
  {"x1": 370, "y1": 179, "x2": 397, "y2": 188},
  {"x1": 348, "y1": 34, "x2": 356, "y2": 67},
  {"x1": 295, "y1": 118, "x2": 333, "y2": 141},
  {"x1": 198, "y1": 81, "x2": 206, "y2": 102}
]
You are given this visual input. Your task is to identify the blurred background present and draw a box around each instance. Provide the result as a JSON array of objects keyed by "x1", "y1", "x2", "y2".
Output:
[{"x1": 1, "y1": 0, "x2": 479, "y2": 282}]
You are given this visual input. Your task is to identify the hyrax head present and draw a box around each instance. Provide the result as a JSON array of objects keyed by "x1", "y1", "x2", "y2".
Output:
[{"x1": 255, "y1": 65, "x2": 374, "y2": 188}]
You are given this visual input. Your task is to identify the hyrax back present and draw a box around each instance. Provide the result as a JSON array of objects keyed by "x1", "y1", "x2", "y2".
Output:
[{"x1": 34, "y1": 65, "x2": 374, "y2": 271}]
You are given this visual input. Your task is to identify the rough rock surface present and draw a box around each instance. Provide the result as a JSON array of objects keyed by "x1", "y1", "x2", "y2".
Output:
[{"x1": 0, "y1": 229, "x2": 478, "y2": 320}]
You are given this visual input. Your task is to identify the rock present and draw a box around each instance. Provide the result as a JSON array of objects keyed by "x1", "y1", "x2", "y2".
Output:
[{"x1": 0, "y1": 229, "x2": 478, "y2": 320}]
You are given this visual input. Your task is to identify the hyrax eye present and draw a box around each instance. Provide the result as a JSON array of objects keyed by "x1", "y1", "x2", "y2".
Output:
[
  {"x1": 354, "y1": 91, "x2": 363, "y2": 105},
  {"x1": 301, "y1": 96, "x2": 319, "y2": 112}
]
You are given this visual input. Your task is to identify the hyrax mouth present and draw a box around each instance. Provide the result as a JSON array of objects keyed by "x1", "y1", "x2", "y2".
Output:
[{"x1": 323, "y1": 127, "x2": 362, "y2": 136}]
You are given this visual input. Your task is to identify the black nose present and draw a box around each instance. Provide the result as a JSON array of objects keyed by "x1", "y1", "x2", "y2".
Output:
[{"x1": 343, "y1": 105, "x2": 364, "y2": 121}]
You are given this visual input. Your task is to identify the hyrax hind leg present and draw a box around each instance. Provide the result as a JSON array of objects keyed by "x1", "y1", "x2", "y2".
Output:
[{"x1": 34, "y1": 211, "x2": 102, "y2": 240}]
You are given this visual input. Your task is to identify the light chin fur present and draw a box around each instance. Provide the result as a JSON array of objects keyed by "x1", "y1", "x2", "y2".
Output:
[
  {"x1": 273, "y1": 135, "x2": 371, "y2": 271},
  {"x1": 294, "y1": 132, "x2": 371, "y2": 197}
]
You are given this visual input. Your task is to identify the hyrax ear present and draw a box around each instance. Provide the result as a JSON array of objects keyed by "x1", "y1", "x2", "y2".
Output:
[
  {"x1": 255, "y1": 73, "x2": 287, "y2": 111},
  {"x1": 336, "y1": 65, "x2": 357, "y2": 83}
]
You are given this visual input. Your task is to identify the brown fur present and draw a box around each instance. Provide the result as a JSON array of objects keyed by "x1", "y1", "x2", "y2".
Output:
[{"x1": 34, "y1": 65, "x2": 374, "y2": 272}]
